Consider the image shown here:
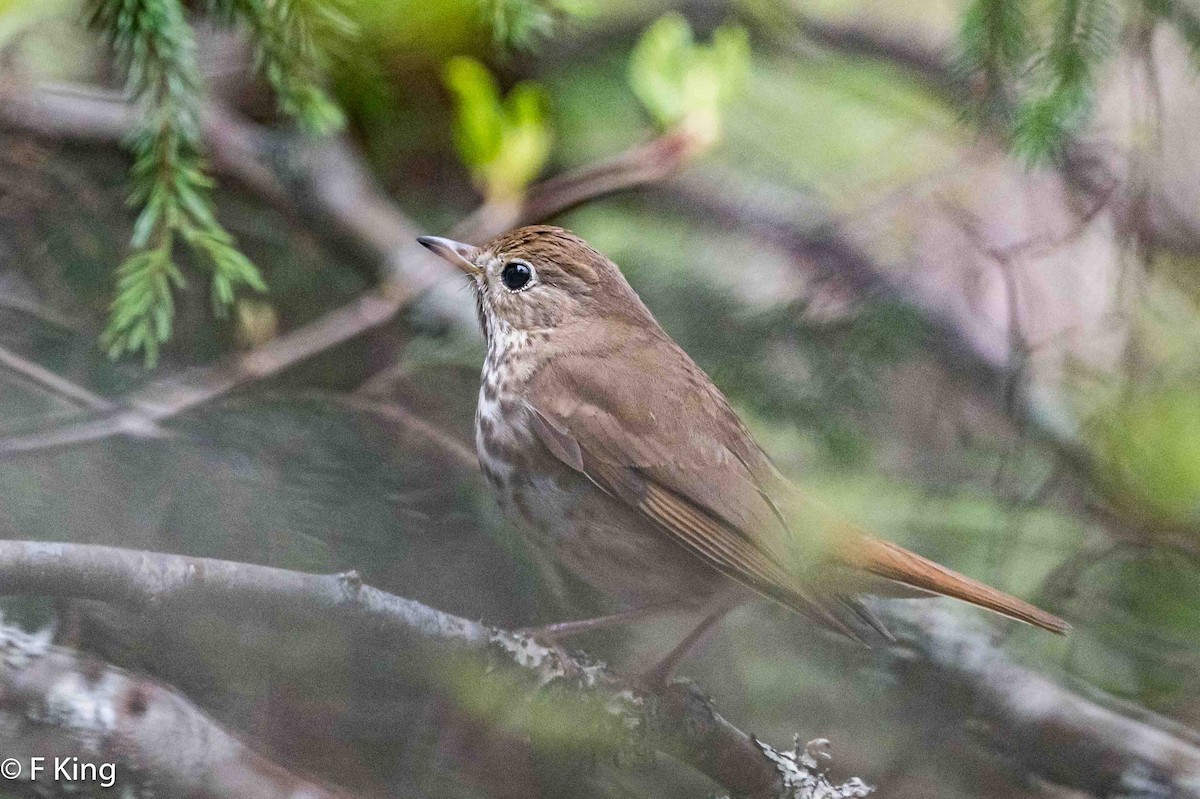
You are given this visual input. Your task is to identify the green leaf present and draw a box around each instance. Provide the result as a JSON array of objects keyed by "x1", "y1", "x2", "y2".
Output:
[
  {"x1": 628, "y1": 13, "x2": 749, "y2": 145},
  {"x1": 1092, "y1": 390, "x2": 1200, "y2": 526},
  {"x1": 485, "y1": 81, "x2": 552, "y2": 199},
  {"x1": 628, "y1": 12, "x2": 693, "y2": 128},
  {"x1": 444, "y1": 56, "x2": 552, "y2": 200},
  {"x1": 445, "y1": 55, "x2": 505, "y2": 169}
]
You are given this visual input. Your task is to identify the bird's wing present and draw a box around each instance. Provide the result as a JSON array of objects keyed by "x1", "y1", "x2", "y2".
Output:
[
  {"x1": 525, "y1": 330, "x2": 883, "y2": 640},
  {"x1": 526, "y1": 326, "x2": 1068, "y2": 638}
]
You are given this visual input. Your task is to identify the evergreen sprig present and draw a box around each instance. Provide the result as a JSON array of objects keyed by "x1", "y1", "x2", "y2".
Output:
[
  {"x1": 208, "y1": 0, "x2": 352, "y2": 134},
  {"x1": 956, "y1": 0, "x2": 1118, "y2": 162},
  {"x1": 482, "y1": 0, "x2": 553, "y2": 51},
  {"x1": 479, "y1": 0, "x2": 588, "y2": 52},
  {"x1": 956, "y1": 0, "x2": 1031, "y2": 120},
  {"x1": 87, "y1": 0, "x2": 347, "y2": 365},
  {"x1": 89, "y1": 0, "x2": 244, "y2": 365},
  {"x1": 1012, "y1": 0, "x2": 1117, "y2": 160}
]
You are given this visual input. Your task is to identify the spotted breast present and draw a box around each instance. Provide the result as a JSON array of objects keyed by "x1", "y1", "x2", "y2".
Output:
[{"x1": 474, "y1": 315, "x2": 728, "y2": 611}]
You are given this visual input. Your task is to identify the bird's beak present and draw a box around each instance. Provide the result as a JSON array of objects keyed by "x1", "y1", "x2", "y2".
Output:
[{"x1": 417, "y1": 235, "x2": 481, "y2": 275}]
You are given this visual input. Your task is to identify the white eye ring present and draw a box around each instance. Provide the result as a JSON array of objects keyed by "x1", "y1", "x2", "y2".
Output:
[{"x1": 499, "y1": 260, "x2": 536, "y2": 293}]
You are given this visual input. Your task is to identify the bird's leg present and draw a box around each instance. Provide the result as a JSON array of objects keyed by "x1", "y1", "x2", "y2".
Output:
[
  {"x1": 519, "y1": 603, "x2": 685, "y2": 682},
  {"x1": 636, "y1": 595, "x2": 741, "y2": 690},
  {"x1": 523, "y1": 602, "x2": 682, "y2": 640}
]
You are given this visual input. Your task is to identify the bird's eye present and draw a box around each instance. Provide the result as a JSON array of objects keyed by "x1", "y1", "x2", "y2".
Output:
[{"x1": 500, "y1": 261, "x2": 533, "y2": 291}]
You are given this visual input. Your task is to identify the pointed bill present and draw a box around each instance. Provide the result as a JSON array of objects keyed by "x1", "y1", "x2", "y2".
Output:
[{"x1": 417, "y1": 236, "x2": 481, "y2": 275}]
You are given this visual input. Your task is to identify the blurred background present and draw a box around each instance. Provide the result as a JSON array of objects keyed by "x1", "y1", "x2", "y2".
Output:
[{"x1": 0, "y1": 0, "x2": 1198, "y2": 796}]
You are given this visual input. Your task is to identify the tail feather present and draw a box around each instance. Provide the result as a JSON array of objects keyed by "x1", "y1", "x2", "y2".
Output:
[{"x1": 841, "y1": 537, "x2": 1070, "y2": 635}]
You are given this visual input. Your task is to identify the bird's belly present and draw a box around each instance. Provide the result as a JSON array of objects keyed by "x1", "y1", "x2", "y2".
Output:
[{"x1": 478, "y1": 428, "x2": 724, "y2": 609}]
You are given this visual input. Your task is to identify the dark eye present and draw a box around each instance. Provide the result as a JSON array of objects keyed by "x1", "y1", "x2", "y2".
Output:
[{"x1": 500, "y1": 261, "x2": 533, "y2": 291}]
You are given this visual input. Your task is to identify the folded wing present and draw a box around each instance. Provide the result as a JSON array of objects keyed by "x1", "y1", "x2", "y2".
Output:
[{"x1": 527, "y1": 325, "x2": 1067, "y2": 639}]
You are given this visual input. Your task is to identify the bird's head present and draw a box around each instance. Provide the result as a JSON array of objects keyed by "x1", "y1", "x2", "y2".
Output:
[{"x1": 418, "y1": 225, "x2": 652, "y2": 339}]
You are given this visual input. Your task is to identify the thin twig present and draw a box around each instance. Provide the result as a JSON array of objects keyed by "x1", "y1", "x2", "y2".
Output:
[
  {"x1": 313, "y1": 390, "x2": 477, "y2": 469},
  {"x1": 0, "y1": 289, "x2": 409, "y2": 454},
  {"x1": 0, "y1": 344, "x2": 115, "y2": 411},
  {"x1": 452, "y1": 129, "x2": 705, "y2": 243}
]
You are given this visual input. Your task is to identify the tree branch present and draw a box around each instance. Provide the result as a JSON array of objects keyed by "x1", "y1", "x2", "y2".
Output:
[
  {"x1": 0, "y1": 538, "x2": 1196, "y2": 796},
  {"x1": 0, "y1": 343, "x2": 116, "y2": 412},
  {"x1": 0, "y1": 620, "x2": 355, "y2": 799},
  {"x1": 451, "y1": 129, "x2": 706, "y2": 244},
  {"x1": 0, "y1": 540, "x2": 868, "y2": 799},
  {"x1": 881, "y1": 603, "x2": 1200, "y2": 798},
  {"x1": 0, "y1": 82, "x2": 704, "y2": 456}
]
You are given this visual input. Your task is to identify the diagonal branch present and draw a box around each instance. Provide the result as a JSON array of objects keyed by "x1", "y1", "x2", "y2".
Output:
[
  {"x1": 881, "y1": 603, "x2": 1200, "y2": 798},
  {"x1": 0, "y1": 540, "x2": 867, "y2": 799},
  {"x1": 0, "y1": 82, "x2": 704, "y2": 456},
  {"x1": 0, "y1": 621, "x2": 355, "y2": 799},
  {"x1": 452, "y1": 128, "x2": 705, "y2": 243},
  {"x1": 0, "y1": 343, "x2": 116, "y2": 412}
]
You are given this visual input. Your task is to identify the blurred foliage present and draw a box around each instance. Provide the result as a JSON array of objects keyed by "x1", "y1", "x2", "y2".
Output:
[
  {"x1": 481, "y1": 0, "x2": 553, "y2": 50},
  {"x1": 1073, "y1": 282, "x2": 1200, "y2": 530},
  {"x1": 479, "y1": 0, "x2": 593, "y2": 51},
  {"x1": 954, "y1": 0, "x2": 1200, "y2": 160},
  {"x1": 444, "y1": 55, "x2": 552, "y2": 201},
  {"x1": 628, "y1": 13, "x2": 749, "y2": 147},
  {"x1": 955, "y1": 0, "x2": 1120, "y2": 161},
  {"x1": 1092, "y1": 389, "x2": 1200, "y2": 527},
  {"x1": 211, "y1": 0, "x2": 354, "y2": 134},
  {"x1": 1144, "y1": 0, "x2": 1200, "y2": 65}
]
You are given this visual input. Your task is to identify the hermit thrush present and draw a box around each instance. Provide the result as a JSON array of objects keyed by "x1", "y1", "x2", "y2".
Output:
[{"x1": 418, "y1": 226, "x2": 1067, "y2": 672}]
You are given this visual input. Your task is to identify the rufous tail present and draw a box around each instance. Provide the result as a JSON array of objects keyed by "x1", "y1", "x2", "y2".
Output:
[{"x1": 842, "y1": 536, "x2": 1069, "y2": 635}]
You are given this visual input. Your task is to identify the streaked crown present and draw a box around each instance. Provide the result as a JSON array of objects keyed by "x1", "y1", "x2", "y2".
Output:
[{"x1": 419, "y1": 226, "x2": 656, "y2": 342}]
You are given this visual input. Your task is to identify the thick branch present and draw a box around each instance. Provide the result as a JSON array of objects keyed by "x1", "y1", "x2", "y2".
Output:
[
  {"x1": 881, "y1": 603, "x2": 1200, "y2": 798},
  {"x1": 0, "y1": 621, "x2": 354, "y2": 799},
  {"x1": 1, "y1": 540, "x2": 1196, "y2": 796},
  {"x1": 0, "y1": 540, "x2": 866, "y2": 799}
]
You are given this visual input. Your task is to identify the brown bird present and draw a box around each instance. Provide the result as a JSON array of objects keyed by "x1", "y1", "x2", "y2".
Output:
[{"x1": 418, "y1": 226, "x2": 1067, "y2": 681}]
